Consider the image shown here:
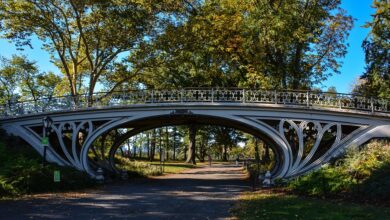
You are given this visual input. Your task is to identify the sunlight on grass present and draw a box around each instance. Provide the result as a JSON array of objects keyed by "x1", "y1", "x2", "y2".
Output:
[
  {"x1": 233, "y1": 190, "x2": 390, "y2": 220},
  {"x1": 149, "y1": 162, "x2": 197, "y2": 174}
]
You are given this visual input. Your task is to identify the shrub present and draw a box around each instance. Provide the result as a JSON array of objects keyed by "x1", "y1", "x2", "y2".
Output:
[
  {"x1": 0, "y1": 177, "x2": 18, "y2": 196},
  {"x1": 0, "y1": 133, "x2": 96, "y2": 197},
  {"x1": 288, "y1": 139, "x2": 390, "y2": 201},
  {"x1": 115, "y1": 156, "x2": 162, "y2": 177},
  {"x1": 288, "y1": 165, "x2": 350, "y2": 196}
]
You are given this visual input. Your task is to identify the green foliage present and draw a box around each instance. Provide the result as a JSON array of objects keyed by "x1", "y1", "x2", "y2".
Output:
[
  {"x1": 0, "y1": 135, "x2": 95, "y2": 198},
  {"x1": 115, "y1": 156, "x2": 162, "y2": 177},
  {"x1": 0, "y1": 55, "x2": 62, "y2": 105},
  {"x1": 288, "y1": 140, "x2": 390, "y2": 201},
  {"x1": 0, "y1": 178, "x2": 17, "y2": 197},
  {"x1": 134, "y1": 0, "x2": 353, "y2": 90},
  {"x1": 288, "y1": 164, "x2": 349, "y2": 196},
  {"x1": 354, "y1": 0, "x2": 389, "y2": 99},
  {"x1": 0, "y1": 0, "x2": 188, "y2": 100},
  {"x1": 0, "y1": 56, "x2": 20, "y2": 104},
  {"x1": 0, "y1": 0, "x2": 356, "y2": 99},
  {"x1": 0, "y1": 157, "x2": 94, "y2": 195}
]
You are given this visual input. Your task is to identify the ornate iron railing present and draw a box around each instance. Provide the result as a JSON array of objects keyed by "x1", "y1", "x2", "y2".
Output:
[{"x1": 0, "y1": 88, "x2": 389, "y2": 118}]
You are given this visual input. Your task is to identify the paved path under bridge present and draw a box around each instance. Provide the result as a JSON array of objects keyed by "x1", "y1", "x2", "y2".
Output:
[{"x1": 0, "y1": 164, "x2": 249, "y2": 219}]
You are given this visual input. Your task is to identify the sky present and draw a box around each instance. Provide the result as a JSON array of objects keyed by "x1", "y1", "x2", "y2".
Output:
[
  {"x1": 0, "y1": 0, "x2": 376, "y2": 94},
  {"x1": 323, "y1": 0, "x2": 375, "y2": 93}
]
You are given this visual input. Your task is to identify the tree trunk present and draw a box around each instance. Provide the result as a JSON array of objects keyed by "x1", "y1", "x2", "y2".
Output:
[
  {"x1": 100, "y1": 133, "x2": 107, "y2": 160},
  {"x1": 263, "y1": 142, "x2": 271, "y2": 164},
  {"x1": 184, "y1": 138, "x2": 188, "y2": 161},
  {"x1": 126, "y1": 138, "x2": 131, "y2": 160},
  {"x1": 186, "y1": 124, "x2": 197, "y2": 164},
  {"x1": 146, "y1": 131, "x2": 150, "y2": 160},
  {"x1": 119, "y1": 147, "x2": 125, "y2": 157},
  {"x1": 199, "y1": 143, "x2": 206, "y2": 162},
  {"x1": 139, "y1": 142, "x2": 142, "y2": 159},
  {"x1": 159, "y1": 128, "x2": 163, "y2": 161},
  {"x1": 150, "y1": 129, "x2": 156, "y2": 161},
  {"x1": 165, "y1": 126, "x2": 169, "y2": 161},
  {"x1": 91, "y1": 145, "x2": 99, "y2": 160},
  {"x1": 88, "y1": 85, "x2": 95, "y2": 107},
  {"x1": 132, "y1": 135, "x2": 137, "y2": 159},
  {"x1": 222, "y1": 144, "x2": 228, "y2": 161},
  {"x1": 173, "y1": 127, "x2": 177, "y2": 160},
  {"x1": 199, "y1": 134, "x2": 209, "y2": 162},
  {"x1": 254, "y1": 138, "x2": 261, "y2": 164}
]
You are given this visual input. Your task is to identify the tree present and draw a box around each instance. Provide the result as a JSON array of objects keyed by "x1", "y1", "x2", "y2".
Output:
[
  {"x1": 150, "y1": 129, "x2": 156, "y2": 162},
  {"x1": 326, "y1": 86, "x2": 337, "y2": 98},
  {"x1": 0, "y1": 56, "x2": 20, "y2": 106},
  {"x1": 132, "y1": 0, "x2": 250, "y2": 89},
  {"x1": 356, "y1": 0, "x2": 389, "y2": 99},
  {"x1": 133, "y1": 0, "x2": 353, "y2": 90},
  {"x1": 0, "y1": 55, "x2": 62, "y2": 110},
  {"x1": 241, "y1": 0, "x2": 353, "y2": 89},
  {"x1": 327, "y1": 86, "x2": 337, "y2": 94},
  {"x1": 0, "y1": 0, "x2": 187, "y2": 104},
  {"x1": 197, "y1": 126, "x2": 211, "y2": 162},
  {"x1": 8, "y1": 55, "x2": 60, "y2": 102},
  {"x1": 211, "y1": 126, "x2": 244, "y2": 161},
  {"x1": 9, "y1": 55, "x2": 41, "y2": 102},
  {"x1": 186, "y1": 124, "x2": 197, "y2": 164},
  {"x1": 37, "y1": 72, "x2": 62, "y2": 99}
]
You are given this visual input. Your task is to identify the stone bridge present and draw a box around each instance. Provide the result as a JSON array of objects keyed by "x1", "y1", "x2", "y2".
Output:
[{"x1": 0, "y1": 88, "x2": 389, "y2": 179}]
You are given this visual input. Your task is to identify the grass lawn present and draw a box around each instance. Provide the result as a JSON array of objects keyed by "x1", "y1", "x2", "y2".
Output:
[
  {"x1": 149, "y1": 161, "x2": 198, "y2": 174},
  {"x1": 232, "y1": 189, "x2": 390, "y2": 220}
]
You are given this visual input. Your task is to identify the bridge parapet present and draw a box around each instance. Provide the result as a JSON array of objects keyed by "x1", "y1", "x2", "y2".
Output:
[{"x1": 0, "y1": 88, "x2": 389, "y2": 118}]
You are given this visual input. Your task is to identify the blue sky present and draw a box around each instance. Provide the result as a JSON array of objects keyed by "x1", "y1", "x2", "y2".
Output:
[
  {"x1": 0, "y1": 0, "x2": 375, "y2": 94},
  {"x1": 323, "y1": 0, "x2": 375, "y2": 93}
]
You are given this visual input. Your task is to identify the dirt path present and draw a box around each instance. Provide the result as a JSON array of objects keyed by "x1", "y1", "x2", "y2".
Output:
[{"x1": 0, "y1": 164, "x2": 249, "y2": 219}]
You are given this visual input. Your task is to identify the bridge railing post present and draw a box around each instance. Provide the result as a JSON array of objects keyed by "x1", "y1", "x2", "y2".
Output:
[
  {"x1": 274, "y1": 91, "x2": 278, "y2": 104},
  {"x1": 338, "y1": 96, "x2": 342, "y2": 110},
  {"x1": 242, "y1": 89, "x2": 246, "y2": 103},
  {"x1": 306, "y1": 91, "x2": 310, "y2": 107},
  {"x1": 211, "y1": 88, "x2": 214, "y2": 103},
  {"x1": 181, "y1": 89, "x2": 184, "y2": 103}
]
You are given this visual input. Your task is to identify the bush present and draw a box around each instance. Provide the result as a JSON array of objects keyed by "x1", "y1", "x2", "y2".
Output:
[
  {"x1": 115, "y1": 156, "x2": 162, "y2": 177},
  {"x1": 0, "y1": 177, "x2": 18, "y2": 196},
  {"x1": 288, "y1": 165, "x2": 350, "y2": 196},
  {"x1": 288, "y1": 139, "x2": 390, "y2": 201},
  {"x1": 0, "y1": 134, "x2": 96, "y2": 197},
  {"x1": 4, "y1": 162, "x2": 95, "y2": 194}
]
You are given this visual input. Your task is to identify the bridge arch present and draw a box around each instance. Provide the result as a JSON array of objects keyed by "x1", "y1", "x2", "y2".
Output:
[
  {"x1": 99, "y1": 114, "x2": 287, "y2": 177},
  {"x1": 80, "y1": 112, "x2": 291, "y2": 178}
]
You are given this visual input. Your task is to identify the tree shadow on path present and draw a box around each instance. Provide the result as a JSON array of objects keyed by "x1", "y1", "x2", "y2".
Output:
[{"x1": 0, "y1": 164, "x2": 249, "y2": 220}]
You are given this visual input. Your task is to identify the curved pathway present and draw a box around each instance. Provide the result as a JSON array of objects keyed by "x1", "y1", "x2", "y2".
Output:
[{"x1": 0, "y1": 164, "x2": 248, "y2": 219}]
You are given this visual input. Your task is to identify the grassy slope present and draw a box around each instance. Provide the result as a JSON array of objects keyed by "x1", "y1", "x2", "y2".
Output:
[{"x1": 233, "y1": 190, "x2": 390, "y2": 220}]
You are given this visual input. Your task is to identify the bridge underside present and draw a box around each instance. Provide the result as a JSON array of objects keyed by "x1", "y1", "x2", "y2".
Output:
[{"x1": 1, "y1": 105, "x2": 390, "y2": 179}]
